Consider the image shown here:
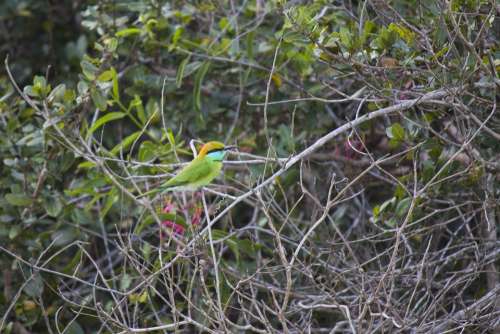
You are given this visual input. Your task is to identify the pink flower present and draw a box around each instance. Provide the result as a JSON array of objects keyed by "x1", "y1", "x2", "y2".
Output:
[
  {"x1": 159, "y1": 201, "x2": 204, "y2": 236},
  {"x1": 162, "y1": 220, "x2": 185, "y2": 235},
  {"x1": 161, "y1": 202, "x2": 184, "y2": 235},
  {"x1": 163, "y1": 202, "x2": 175, "y2": 213}
]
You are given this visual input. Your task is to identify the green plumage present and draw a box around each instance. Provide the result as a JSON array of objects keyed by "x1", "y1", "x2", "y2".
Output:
[
  {"x1": 139, "y1": 141, "x2": 232, "y2": 198},
  {"x1": 160, "y1": 157, "x2": 222, "y2": 191}
]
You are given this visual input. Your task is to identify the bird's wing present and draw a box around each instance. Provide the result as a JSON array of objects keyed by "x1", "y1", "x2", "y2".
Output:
[{"x1": 162, "y1": 158, "x2": 213, "y2": 189}]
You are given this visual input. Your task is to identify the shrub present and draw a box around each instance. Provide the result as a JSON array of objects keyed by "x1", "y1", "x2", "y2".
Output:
[{"x1": 1, "y1": 1, "x2": 499, "y2": 332}]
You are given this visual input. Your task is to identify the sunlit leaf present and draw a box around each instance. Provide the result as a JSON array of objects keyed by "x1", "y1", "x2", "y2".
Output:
[
  {"x1": 116, "y1": 27, "x2": 141, "y2": 37},
  {"x1": 87, "y1": 112, "x2": 126, "y2": 136},
  {"x1": 176, "y1": 57, "x2": 190, "y2": 88},
  {"x1": 193, "y1": 61, "x2": 210, "y2": 113},
  {"x1": 98, "y1": 70, "x2": 114, "y2": 82},
  {"x1": 110, "y1": 131, "x2": 142, "y2": 155}
]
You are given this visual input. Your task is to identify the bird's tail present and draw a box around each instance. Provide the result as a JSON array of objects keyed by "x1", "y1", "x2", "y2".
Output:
[
  {"x1": 136, "y1": 187, "x2": 161, "y2": 199},
  {"x1": 137, "y1": 185, "x2": 173, "y2": 199}
]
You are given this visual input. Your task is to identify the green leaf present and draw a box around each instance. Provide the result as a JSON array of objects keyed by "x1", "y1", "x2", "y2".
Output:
[
  {"x1": 100, "y1": 188, "x2": 118, "y2": 219},
  {"x1": 386, "y1": 218, "x2": 397, "y2": 227},
  {"x1": 31, "y1": 75, "x2": 51, "y2": 97},
  {"x1": 110, "y1": 131, "x2": 142, "y2": 155},
  {"x1": 426, "y1": 138, "x2": 443, "y2": 161},
  {"x1": 43, "y1": 196, "x2": 63, "y2": 217},
  {"x1": 120, "y1": 273, "x2": 132, "y2": 291},
  {"x1": 77, "y1": 80, "x2": 89, "y2": 95},
  {"x1": 193, "y1": 61, "x2": 211, "y2": 113},
  {"x1": 128, "y1": 290, "x2": 149, "y2": 304},
  {"x1": 176, "y1": 57, "x2": 190, "y2": 88},
  {"x1": 422, "y1": 160, "x2": 435, "y2": 182},
  {"x1": 138, "y1": 290, "x2": 148, "y2": 303},
  {"x1": 246, "y1": 31, "x2": 255, "y2": 60},
  {"x1": 62, "y1": 249, "x2": 83, "y2": 274},
  {"x1": 226, "y1": 237, "x2": 240, "y2": 262},
  {"x1": 238, "y1": 239, "x2": 259, "y2": 257},
  {"x1": 66, "y1": 321, "x2": 84, "y2": 334},
  {"x1": 81, "y1": 60, "x2": 99, "y2": 80},
  {"x1": 88, "y1": 112, "x2": 126, "y2": 136},
  {"x1": 386, "y1": 123, "x2": 405, "y2": 141},
  {"x1": 373, "y1": 26, "x2": 398, "y2": 50},
  {"x1": 339, "y1": 27, "x2": 352, "y2": 48},
  {"x1": 5, "y1": 193, "x2": 33, "y2": 206},
  {"x1": 392, "y1": 123, "x2": 405, "y2": 141},
  {"x1": 388, "y1": 23, "x2": 415, "y2": 44},
  {"x1": 24, "y1": 274, "x2": 44, "y2": 297},
  {"x1": 166, "y1": 128, "x2": 175, "y2": 147},
  {"x1": 9, "y1": 226, "x2": 20, "y2": 239},
  {"x1": 362, "y1": 20, "x2": 377, "y2": 40},
  {"x1": 131, "y1": 95, "x2": 145, "y2": 124},
  {"x1": 212, "y1": 229, "x2": 228, "y2": 240},
  {"x1": 142, "y1": 242, "x2": 152, "y2": 260},
  {"x1": 106, "y1": 37, "x2": 118, "y2": 52},
  {"x1": 71, "y1": 209, "x2": 93, "y2": 226},
  {"x1": 219, "y1": 17, "x2": 230, "y2": 30},
  {"x1": 111, "y1": 67, "x2": 119, "y2": 100},
  {"x1": 98, "y1": 69, "x2": 114, "y2": 82},
  {"x1": 394, "y1": 184, "x2": 406, "y2": 199},
  {"x1": 23, "y1": 85, "x2": 38, "y2": 97},
  {"x1": 396, "y1": 197, "x2": 411, "y2": 217},
  {"x1": 51, "y1": 228, "x2": 77, "y2": 246},
  {"x1": 379, "y1": 197, "x2": 396, "y2": 214},
  {"x1": 63, "y1": 89, "x2": 75, "y2": 104},
  {"x1": 90, "y1": 88, "x2": 107, "y2": 111},
  {"x1": 33, "y1": 75, "x2": 46, "y2": 88},
  {"x1": 60, "y1": 152, "x2": 76, "y2": 172},
  {"x1": 116, "y1": 27, "x2": 142, "y2": 37},
  {"x1": 77, "y1": 161, "x2": 96, "y2": 169},
  {"x1": 48, "y1": 84, "x2": 66, "y2": 102},
  {"x1": 182, "y1": 61, "x2": 202, "y2": 77},
  {"x1": 138, "y1": 141, "x2": 156, "y2": 162},
  {"x1": 172, "y1": 25, "x2": 184, "y2": 44}
]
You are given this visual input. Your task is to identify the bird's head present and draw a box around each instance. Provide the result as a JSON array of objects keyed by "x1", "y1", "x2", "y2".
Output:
[{"x1": 198, "y1": 141, "x2": 236, "y2": 161}]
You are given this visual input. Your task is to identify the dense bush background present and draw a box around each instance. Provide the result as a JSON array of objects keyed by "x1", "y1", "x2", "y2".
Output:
[{"x1": 1, "y1": 0, "x2": 499, "y2": 333}]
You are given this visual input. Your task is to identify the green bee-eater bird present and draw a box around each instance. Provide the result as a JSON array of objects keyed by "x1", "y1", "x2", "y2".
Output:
[{"x1": 140, "y1": 141, "x2": 235, "y2": 197}]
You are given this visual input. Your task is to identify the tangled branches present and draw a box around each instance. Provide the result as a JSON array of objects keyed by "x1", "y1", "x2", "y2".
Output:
[{"x1": 1, "y1": 1, "x2": 499, "y2": 333}]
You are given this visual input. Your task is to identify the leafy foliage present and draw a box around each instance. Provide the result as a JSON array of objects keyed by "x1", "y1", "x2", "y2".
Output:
[{"x1": 0, "y1": 0, "x2": 499, "y2": 333}]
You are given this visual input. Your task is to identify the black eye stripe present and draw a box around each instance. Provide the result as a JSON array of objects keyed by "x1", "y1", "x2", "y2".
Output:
[{"x1": 207, "y1": 148, "x2": 224, "y2": 154}]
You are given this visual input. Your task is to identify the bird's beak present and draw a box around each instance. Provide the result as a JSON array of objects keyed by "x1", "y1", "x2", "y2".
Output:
[{"x1": 224, "y1": 145, "x2": 238, "y2": 151}]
